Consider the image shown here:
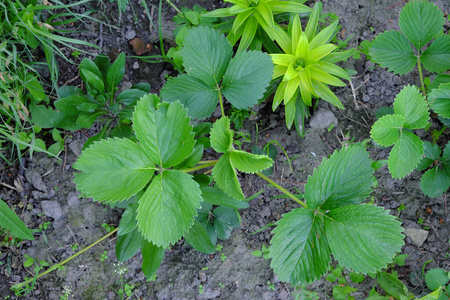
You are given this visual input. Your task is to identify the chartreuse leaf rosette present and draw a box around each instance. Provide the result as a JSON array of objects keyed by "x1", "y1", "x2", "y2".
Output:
[
  {"x1": 270, "y1": 2, "x2": 353, "y2": 129},
  {"x1": 203, "y1": 0, "x2": 311, "y2": 52},
  {"x1": 371, "y1": 85, "x2": 430, "y2": 179},
  {"x1": 210, "y1": 116, "x2": 273, "y2": 199},
  {"x1": 268, "y1": 145, "x2": 404, "y2": 284}
]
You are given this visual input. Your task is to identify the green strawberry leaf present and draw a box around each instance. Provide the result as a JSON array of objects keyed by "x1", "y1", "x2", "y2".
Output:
[
  {"x1": 388, "y1": 131, "x2": 423, "y2": 179},
  {"x1": 222, "y1": 50, "x2": 274, "y2": 110},
  {"x1": 428, "y1": 83, "x2": 450, "y2": 119},
  {"x1": 371, "y1": 114, "x2": 404, "y2": 147},
  {"x1": 230, "y1": 150, "x2": 273, "y2": 174},
  {"x1": 399, "y1": 0, "x2": 445, "y2": 51},
  {"x1": 210, "y1": 117, "x2": 234, "y2": 153},
  {"x1": 160, "y1": 74, "x2": 218, "y2": 120},
  {"x1": 212, "y1": 152, "x2": 244, "y2": 200},
  {"x1": 200, "y1": 186, "x2": 249, "y2": 209},
  {"x1": 425, "y1": 268, "x2": 450, "y2": 291},
  {"x1": 420, "y1": 166, "x2": 450, "y2": 198},
  {"x1": 133, "y1": 95, "x2": 195, "y2": 168},
  {"x1": 137, "y1": 170, "x2": 202, "y2": 247},
  {"x1": 393, "y1": 85, "x2": 429, "y2": 129},
  {"x1": 325, "y1": 204, "x2": 404, "y2": 274},
  {"x1": 304, "y1": 146, "x2": 374, "y2": 210},
  {"x1": 0, "y1": 199, "x2": 34, "y2": 240},
  {"x1": 184, "y1": 220, "x2": 215, "y2": 254},
  {"x1": 213, "y1": 206, "x2": 240, "y2": 240},
  {"x1": 73, "y1": 138, "x2": 155, "y2": 203},
  {"x1": 417, "y1": 141, "x2": 440, "y2": 171},
  {"x1": 369, "y1": 30, "x2": 416, "y2": 75},
  {"x1": 115, "y1": 227, "x2": 142, "y2": 262},
  {"x1": 141, "y1": 240, "x2": 165, "y2": 279},
  {"x1": 421, "y1": 35, "x2": 450, "y2": 73},
  {"x1": 269, "y1": 208, "x2": 331, "y2": 283},
  {"x1": 182, "y1": 26, "x2": 232, "y2": 86}
]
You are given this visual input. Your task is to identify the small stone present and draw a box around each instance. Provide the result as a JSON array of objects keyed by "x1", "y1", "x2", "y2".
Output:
[
  {"x1": 198, "y1": 271, "x2": 206, "y2": 282},
  {"x1": 132, "y1": 61, "x2": 139, "y2": 69},
  {"x1": 404, "y1": 228, "x2": 428, "y2": 247},
  {"x1": 260, "y1": 206, "x2": 271, "y2": 218},
  {"x1": 278, "y1": 289, "x2": 289, "y2": 300},
  {"x1": 25, "y1": 169, "x2": 48, "y2": 192},
  {"x1": 125, "y1": 29, "x2": 136, "y2": 40},
  {"x1": 309, "y1": 109, "x2": 338, "y2": 130},
  {"x1": 69, "y1": 140, "x2": 84, "y2": 156},
  {"x1": 67, "y1": 192, "x2": 80, "y2": 207},
  {"x1": 40, "y1": 200, "x2": 64, "y2": 221}
]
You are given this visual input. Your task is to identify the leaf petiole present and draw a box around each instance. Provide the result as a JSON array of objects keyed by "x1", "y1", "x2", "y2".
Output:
[
  {"x1": 179, "y1": 161, "x2": 217, "y2": 173},
  {"x1": 256, "y1": 172, "x2": 308, "y2": 208}
]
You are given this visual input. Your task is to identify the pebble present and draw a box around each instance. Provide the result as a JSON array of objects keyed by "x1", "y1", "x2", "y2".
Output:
[
  {"x1": 309, "y1": 108, "x2": 338, "y2": 130},
  {"x1": 40, "y1": 200, "x2": 64, "y2": 221},
  {"x1": 198, "y1": 271, "x2": 206, "y2": 282},
  {"x1": 404, "y1": 228, "x2": 428, "y2": 247},
  {"x1": 133, "y1": 61, "x2": 139, "y2": 69},
  {"x1": 67, "y1": 192, "x2": 80, "y2": 207},
  {"x1": 69, "y1": 140, "x2": 84, "y2": 156},
  {"x1": 125, "y1": 29, "x2": 136, "y2": 40},
  {"x1": 25, "y1": 169, "x2": 48, "y2": 192}
]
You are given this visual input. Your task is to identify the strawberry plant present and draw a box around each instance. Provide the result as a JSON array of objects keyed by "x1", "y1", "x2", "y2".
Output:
[
  {"x1": 371, "y1": 85, "x2": 430, "y2": 179},
  {"x1": 161, "y1": 26, "x2": 273, "y2": 119},
  {"x1": 369, "y1": 0, "x2": 450, "y2": 94}
]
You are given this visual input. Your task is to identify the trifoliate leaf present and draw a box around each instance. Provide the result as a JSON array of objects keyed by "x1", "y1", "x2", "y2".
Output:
[
  {"x1": 133, "y1": 96, "x2": 195, "y2": 168},
  {"x1": 369, "y1": 31, "x2": 416, "y2": 75},
  {"x1": 393, "y1": 85, "x2": 429, "y2": 129},
  {"x1": 399, "y1": 0, "x2": 444, "y2": 51},
  {"x1": 182, "y1": 26, "x2": 232, "y2": 86},
  {"x1": 137, "y1": 170, "x2": 202, "y2": 247},
  {"x1": 304, "y1": 146, "x2": 374, "y2": 210},
  {"x1": 371, "y1": 114, "x2": 404, "y2": 147},
  {"x1": 184, "y1": 220, "x2": 215, "y2": 254},
  {"x1": 420, "y1": 166, "x2": 450, "y2": 198},
  {"x1": 230, "y1": 150, "x2": 273, "y2": 174},
  {"x1": 210, "y1": 117, "x2": 234, "y2": 153},
  {"x1": 222, "y1": 50, "x2": 274, "y2": 110},
  {"x1": 269, "y1": 208, "x2": 331, "y2": 283},
  {"x1": 325, "y1": 204, "x2": 404, "y2": 274},
  {"x1": 421, "y1": 35, "x2": 450, "y2": 73},
  {"x1": 212, "y1": 152, "x2": 244, "y2": 200},
  {"x1": 74, "y1": 138, "x2": 155, "y2": 203},
  {"x1": 200, "y1": 186, "x2": 249, "y2": 209},
  {"x1": 425, "y1": 268, "x2": 450, "y2": 291},
  {"x1": 388, "y1": 131, "x2": 423, "y2": 179},
  {"x1": 428, "y1": 83, "x2": 450, "y2": 119},
  {"x1": 160, "y1": 75, "x2": 218, "y2": 120}
]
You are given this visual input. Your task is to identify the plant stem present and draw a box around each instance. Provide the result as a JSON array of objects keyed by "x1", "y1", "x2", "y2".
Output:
[
  {"x1": 180, "y1": 161, "x2": 217, "y2": 173},
  {"x1": 256, "y1": 172, "x2": 308, "y2": 208},
  {"x1": 198, "y1": 160, "x2": 219, "y2": 164},
  {"x1": 417, "y1": 54, "x2": 426, "y2": 96},
  {"x1": 218, "y1": 89, "x2": 225, "y2": 117},
  {"x1": 165, "y1": 0, "x2": 182, "y2": 14},
  {"x1": 12, "y1": 228, "x2": 119, "y2": 290}
]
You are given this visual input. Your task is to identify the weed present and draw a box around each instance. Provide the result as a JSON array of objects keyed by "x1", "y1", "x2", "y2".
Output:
[
  {"x1": 59, "y1": 285, "x2": 72, "y2": 300},
  {"x1": 267, "y1": 281, "x2": 275, "y2": 290},
  {"x1": 198, "y1": 284, "x2": 204, "y2": 294},
  {"x1": 100, "y1": 251, "x2": 108, "y2": 263},
  {"x1": 220, "y1": 253, "x2": 227, "y2": 262}
]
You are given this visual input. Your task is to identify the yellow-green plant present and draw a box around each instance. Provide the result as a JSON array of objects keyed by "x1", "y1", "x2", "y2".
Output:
[
  {"x1": 204, "y1": 0, "x2": 311, "y2": 52},
  {"x1": 270, "y1": 2, "x2": 353, "y2": 130}
]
